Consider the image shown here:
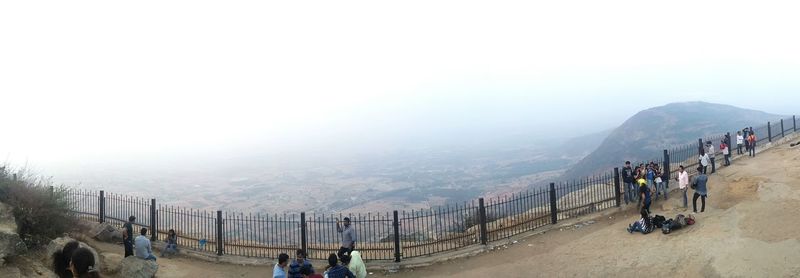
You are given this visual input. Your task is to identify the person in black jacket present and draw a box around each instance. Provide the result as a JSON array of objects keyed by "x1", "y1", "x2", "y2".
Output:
[{"x1": 622, "y1": 161, "x2": 636, "y2": 204}]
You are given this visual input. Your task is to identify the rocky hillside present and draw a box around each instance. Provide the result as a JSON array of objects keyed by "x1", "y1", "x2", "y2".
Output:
[{"x1": 563, "y1": 102, "x2": 784, "y2": 178}]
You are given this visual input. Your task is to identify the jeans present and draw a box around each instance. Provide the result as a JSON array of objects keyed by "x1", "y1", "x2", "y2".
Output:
[
  {"x1": 647, "y1": 179, "x2": 655, "y2": 195},
  {"x1": 724, "y1": 154, "x2": 730, "y2": 166},
  {"x1": 145, "y1": 254, "x2": 157, "y2": 261},
  {"x1": 682, "y1": 188, "x2": 688, "y2": 208},
  {"x1": 124, "y1": 240, "x2": 134, "y2": 257},
  {"x1": 624, "y1": 182, "x2": 636, "y2": 204},
  {"x1": 655, "y1": 181, "x2": 664, "y2": 200},
  {"x1": 750, "y1": 144, "x2": 756, "y2": 157},
  {"x1": 702, "y1": 165, "x2": 708, "y2": 174},
  {"x1": 693, "y1": 192, "x2": 706, "y2": 212},
  {"x1": 710, "y1": 157, "x2": 716, "y2": 173},
  {"x1": 661, "y1": 180, "x2": 669, "y2": 199},
  {"x1": 737, "y1": 144, "x2": 743, "y2": 154},
  {"x1": 161, "y1": 243, "x2": 178, "y2": 257}
]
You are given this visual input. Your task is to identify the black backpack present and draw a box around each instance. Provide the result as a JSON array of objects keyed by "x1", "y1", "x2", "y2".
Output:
[{"x1": 653, "y1": 215, "x2": 666, "y2": 228}]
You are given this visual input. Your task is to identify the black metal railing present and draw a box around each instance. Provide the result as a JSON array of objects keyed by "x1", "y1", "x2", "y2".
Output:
[{"x1": 63, "y1": 115, "x2": 797, "y2": 261}]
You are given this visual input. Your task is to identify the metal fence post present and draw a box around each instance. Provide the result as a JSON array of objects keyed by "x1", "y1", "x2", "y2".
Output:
[
  {"x1": 216, "y1": 210, "x2": 224, "y2": 256},
  {"x1": 663, "y1": 149, "x2": 670, "y2": 174},
  {"x1": 549, "y1": 182, "x2": 558, "y2": 224},
  {"x1": 99, "y1": 191, "x2": 105, "y2": 223},
  {"x1": 794, "y1": 115, "x2": 797, "y2": 132},
  {"x1": 478, "y1": 198, "x2": 488, "y2": 245},
  {"x1": 150, "y1": 199, "x2": 157, "y2": 241},
  {"x1": 300, "y1": 212, "x2": 307, "y2": 255},
  {"x1": 392, "y1": 210, "x2": 401, "y2": 262},
  {"x1": 613, "y1": 167, "x2": 621, "y2": 207},
  {"x1": 768, "y1": 121, "x2": 772, "y2": 142},
  {"x1": 781, "y1": 119, "x2": 785, "y2": 138},
  {"x1": 698, "y1": 138, "x2": 704, "y2": 154}
]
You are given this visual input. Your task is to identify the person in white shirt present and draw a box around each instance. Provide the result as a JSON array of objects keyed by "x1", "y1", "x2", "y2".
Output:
[
  {"x1": 736, "y1": 131, "x2": 744, "y2": 155},
  {"x1": 706, "y1": 143, "x2": 716, "y2": 174},
  {"x1": 134, "y1": 228, "x2": 156, "y2": 261},
  {"x1": 677, "y1": 165, "x2": 689, "y2": 208},
  {"x1": 699, "y1": 150, "x2": 710, "y2": 174}
]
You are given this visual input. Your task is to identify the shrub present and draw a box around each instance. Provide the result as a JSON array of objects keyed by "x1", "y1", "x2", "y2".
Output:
[{"x1": 0, "y1": 166, "x2": 76, "y2": 248}]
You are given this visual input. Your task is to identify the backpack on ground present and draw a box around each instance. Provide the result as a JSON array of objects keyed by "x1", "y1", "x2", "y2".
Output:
[{"x1": 653, "y1": 215, "x2": 666, "y2": 228}]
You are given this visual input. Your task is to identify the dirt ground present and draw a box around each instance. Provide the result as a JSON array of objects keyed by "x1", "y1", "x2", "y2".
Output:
[{"x1": 388, "y1": 142, "x2": 800, "y2": 278}]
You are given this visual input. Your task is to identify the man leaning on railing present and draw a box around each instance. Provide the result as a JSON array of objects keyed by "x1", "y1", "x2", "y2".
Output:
[{"x1": 336, "y1": 217, "x2": 357, "y2": 258}]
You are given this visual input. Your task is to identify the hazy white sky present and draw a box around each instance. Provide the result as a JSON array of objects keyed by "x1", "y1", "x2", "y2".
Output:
[{"x1": 2, "y1": 0, "x2": 800, "y2": 165}]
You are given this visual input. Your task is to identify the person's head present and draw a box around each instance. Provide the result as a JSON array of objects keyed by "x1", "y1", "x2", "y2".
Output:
[
  {"x1": 625, "y1": 161, "x2": 630, "y2": 166},
  {"x1": 168, "y1": 229, "x2": 176, "y2": 237},
  {"x1": 343, "y1": 217, "x2": 351, "y2": 227},
  {"x1": 738, "y1": 131, "x2": 741, "y2": 135},
  {"x1": 69, "y1": 247, "x2": 99, "y2": 278},
  {"x1": 328, "y1": 253, "x2": 338, "y2": 268},
  {"x1": 679, "y1": 165, "x2": 685, "y2": 172},
  {"x1": 295, "y1": 249, "x2": 307, "y2": 262},
  {"x1": 278, "y1": 253, "x2": 290, "y2": 267},
  {"x1": 140, "y1": 227, "x2": 148, "y2": 236},
  {"x1": 299, "y1": 265, "x2": 315, "y2": 277},
  {"x1": 53, "y1": 241, "x2": 81, "y2": 278},
  {"x1": 128, "y1": 215, "x2": 136, "y2": 222},
  {"x1": 340, "y1": 253, "x2": 352, "y2": 265}
]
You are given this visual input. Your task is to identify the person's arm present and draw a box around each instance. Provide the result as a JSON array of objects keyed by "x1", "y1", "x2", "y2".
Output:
[
  {"x1": 336, "y1": 219, "x2": 343, "y2": 233},
  {"x1": 346, "y1": 269, "x2": 356, "y2": 278}
]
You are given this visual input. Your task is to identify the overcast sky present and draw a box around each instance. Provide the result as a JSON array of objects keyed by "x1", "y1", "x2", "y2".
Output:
[{"x1": 2, "y1": 0, "x2": 800, "y2": 168}]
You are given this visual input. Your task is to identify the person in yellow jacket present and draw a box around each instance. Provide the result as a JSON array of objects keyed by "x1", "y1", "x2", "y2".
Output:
[{"x1": 341, "y1": 251, "x2": 367, "y2": 278}]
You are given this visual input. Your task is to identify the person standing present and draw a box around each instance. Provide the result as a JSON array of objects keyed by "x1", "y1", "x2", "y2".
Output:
[
  {"x1": 692, "y1": 166, "x2": 709, "y2": 213},
  {"x1": 743, "y1": 128, "x2": 751, "y2": 153},
  {"x1": 645, "y1": 164, "x2": 656, "y2": 198},
  {"x1": 274, "y1": 253, "x2": 290, "y2": 278},
  {"x1": 659, "y1": 163, "x2": 669, "y2": 200},
  {"x1": 638, "y1": 178, "x2": 651, "y2": 215},
  {"x1": 721, "y1": 140, "x2": 730, "y2": 166},
  {"x1": 677, "y1": 165, "x2": 689, "y2": 209},
  {"x1": 748, "y1": 132, "x2": 757, "y2": 157},
  {"x1": 134, "y1": 228, "x2": 156, "y2": 261},
  {"x1": 736, "y1": 131, "x2": 744, "y2": 155},
  {"x1": 706, "y1": 142, "x2": 716, "y2": 174},
  {"x1": 123, "y1": 216, "x2": 135, "y2": 257},
  {"x1": 622, "y1": 161, "x2": 636, "y2": 205},
  {"x1": 699, "y1": 150, "x2": 710, "y2": 174},
  {"x1": 336, "y1": 217, "x2": 356, "y2": 258}
]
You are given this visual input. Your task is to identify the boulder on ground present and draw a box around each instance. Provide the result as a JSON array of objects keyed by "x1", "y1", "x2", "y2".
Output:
[
  {"x1": 90, "y1": 222, "x2": 123, "y2": 243},
  {"x1": 100, "y1": 252, "x2": 124, "y2": 274},
  {"x1": 0, "y1": 202, "x2": 27, "y2": 264},
  {"x1": 45, "y1": 237, "x2": 101, "y2": 271},
  {"x1": 0, "y1": 265, "x2": 22, "y2": 278},
  {"x1": 120, "y1": 256, "x2": 158, "y2": 278}
]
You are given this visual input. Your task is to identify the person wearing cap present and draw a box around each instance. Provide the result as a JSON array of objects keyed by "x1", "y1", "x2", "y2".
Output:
[
  {"x1": 123, "y1": 215, "x2": 135, "y2": 257},
  {"x1": 336, "y1": 217, "x2": 356, "y2": 258},
  {"x1": 637, "y1": 178, "x2": 651, "y2": 214}
]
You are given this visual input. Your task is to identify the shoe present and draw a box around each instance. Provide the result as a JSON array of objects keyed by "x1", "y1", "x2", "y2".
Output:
[{"x1": 627, "y1": 225, "x2": 633, "y2": 233}]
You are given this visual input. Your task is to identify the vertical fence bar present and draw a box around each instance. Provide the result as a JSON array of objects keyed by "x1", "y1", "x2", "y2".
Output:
[
  {"x1": 478, "y1": 198, "x2": 487, "y2": 245},
  {"x1": 393, "y1": 210, "x2": 401, "y2": 262},
  {"x1": 549, "y1": 182, "x2": 557, "y2": 224},
  {"x1": 768, "y1": 121, "x2": 772, "y2": 142},
  {"x1": 300, "y1": 212, "x2": 307, "y2": 255},
  {"x1": 216, "y1": 210, "x2": 223, "y2": 256},
  {"x1": 663, "y1": 149, "x2": 670, "y2": 177},
  {"x1": 794, "y1": 115, "x2": 797, "y2": 132},
  {"x1": 698, "y1": 138, "x2": 703, "y2": 154},
  {"x1": 781, "y1": 119, "x2": 785, "y2": 138},
  {"x1": 150, "y1": 199, "x2": 157, "y2": 241},
  {"x1": 99, "y1": 191, "x2": 105, "y2": 223},
  {"x1": 613, "y1": 167, "x2": 621, "y2": 207}
]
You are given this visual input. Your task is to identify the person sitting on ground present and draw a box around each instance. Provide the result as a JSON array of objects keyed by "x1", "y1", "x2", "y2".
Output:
[
  {"x1": 324, "y1": 253, "x2": 355, "y2": 278},
  {"x1": 627, "y1": 207, "x2": 654, "y2": 234},
  {"x1": 134, "y1": 227, "x2": 157, "y2": 261},
  {"x1": 288, "y1": 249, "x2": 313, "y2": 278},
  {"x1": 343, "y1": 250, "x2": 367, "y2": 278},
  {"x1": 300, "y1": 265, "x2": 323, "y2": 278},
  {"x1": 161, "y1": 229, "x2": 179, "y2": 258},
  {"x1": 274, "y1": 253, "x2": 289, "y2": 278},
  {"x1": 69, "y1": 247, "x2": 101, "y2": 278},
  {"x1": 53, "y1": 241, "x2": 81, "y2": 278}
]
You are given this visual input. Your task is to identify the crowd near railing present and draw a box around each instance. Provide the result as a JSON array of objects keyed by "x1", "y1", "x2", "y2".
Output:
[{"x1": 63, "y1": 115, "x2": 798, "y2": 262}]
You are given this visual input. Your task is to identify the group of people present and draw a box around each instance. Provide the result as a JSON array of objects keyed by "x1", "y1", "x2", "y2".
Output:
[
  {"x1": 122, "y1": 215, "x2": 180, "y2": 262},
  {"x1": 273, "y1": 217, "x2": 367, "y2": 278},
  {"x1": 621, "y1": 161, "x2": 670, "y2": 210},
  {"x1": 53, "y1": 241, "x2": 100, "y2": 278},
  {"x1": 737, "y1": 127, "x2": 759, "y2": 157}
]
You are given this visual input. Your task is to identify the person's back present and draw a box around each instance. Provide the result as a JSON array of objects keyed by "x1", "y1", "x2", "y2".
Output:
[
  {"x1": 134, "y1": 234, "x2": 153, "y2": 260},
  {"x1": 347, "y1": 251, "x2": 367, "y2": 278},
  {"x1": 326, "y1": 265, "x2": 355, "y2": 278},
  {"x1": 694, "y1": 174, "x2": 708, "y2": 195}
]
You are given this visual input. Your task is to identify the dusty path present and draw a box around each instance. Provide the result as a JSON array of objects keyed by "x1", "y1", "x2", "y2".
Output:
[{"x1": 388, "y1": 143, "x2": 800, "y2": 278}]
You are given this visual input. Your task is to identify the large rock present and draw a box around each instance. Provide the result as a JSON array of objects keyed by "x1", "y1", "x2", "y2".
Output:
[
  {"x1": 120, "y1": 256, "x2": 158, "y2": 278},
  {"x1": 0, "y1": 202, "x2": 27, "y2": 264},
  {"x1": 100, "y1": 252, "x2": 123, "y2": 274},
  {"x1": 0, "y1": 265, "x2": 22, "y2": 278},
  {"x1": 45, "y1": 237, "x2": 101, "y2": 272},
  {"x1": 90, "y1": 223, "x2": 123, "y2": 243}
]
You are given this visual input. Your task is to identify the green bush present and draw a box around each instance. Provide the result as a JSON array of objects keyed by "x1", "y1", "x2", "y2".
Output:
[{"x1": 0, "y1": 167, "x2": 76, "y2": 248}]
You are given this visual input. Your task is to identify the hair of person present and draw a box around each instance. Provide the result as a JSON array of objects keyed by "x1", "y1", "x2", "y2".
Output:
[
  {"x1": 128, "y1": 215, "x2": 136, "y2": 222},
  {"x1": 140, "y1": 227, "x2": 148, "y2": 236},
  {"x1": 53, "y1": 241, "x2": 81, "y2": 278},
  {"x1": 679, "y1": 165, "x2": 684, "y2": 170},
  {"x1": 343, "y1": 217, "x2": 350, "y2": 222},
  {"x1": 169, "y1": 229, "x2": 175, "y2": 235},
  {"x1": 278, "y1": 253, "x2": 290, "y2": 265},
  {"x1": 296, "y1": 248, "x2": 307, "y2": 258},
  {"x1": 300, "y1": 265, "x2": 314, "y2": 275},
  {"x1": 71, "y1": 247, "x2": 100, "y2": 278},
  {"x1": 328, "y1": 253, "x2": 338, "y2": 267},
  {"x1": 340, "y1": 254, "x2": 352, "y2": 265},
  {"x1": 625, "y1": 161, "x2": 630, "y2": 165}
]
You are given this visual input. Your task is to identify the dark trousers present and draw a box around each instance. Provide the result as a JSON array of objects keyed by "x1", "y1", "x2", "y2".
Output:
[
  {"x1": 702, "y1": 165, "x2": 708, "y2": 174},
  {"x1": 724, "y1": 154, "x2": 730, "y2": 166},
  {"x1": 710, "y1": 157, "x2": 716, "y2": 173},
  {"x1": 337, "y1": 246, "x2": 353, "y2": 258},
  {"x1": 737, "y1": 144, "x2": 743, "y2": 154},
  {"x1": 124, "y1": 240, "x2": 133, "y2": 257},
  {"x1": 642, "y1": 200, "x2": 651, "y2": 215},
  {"x1": 750, "y1": 144, "x2": 756, "y2": 157},
  {"x1": 693, "y1": 192, "x2": 706, "y2": 212}
]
